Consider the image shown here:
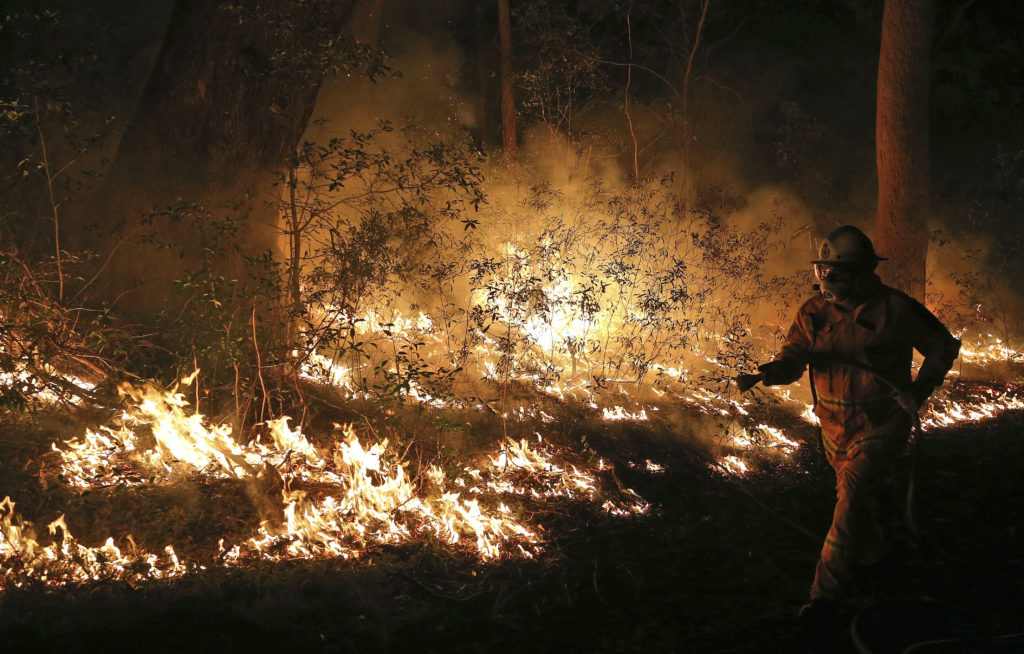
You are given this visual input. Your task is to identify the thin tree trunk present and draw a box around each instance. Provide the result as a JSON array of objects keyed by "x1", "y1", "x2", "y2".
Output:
[
  {"x1": 681, "y1": 0, "x2": 709, "y2": 210},
  {"x1": 35, "y1": 98, "x2": 65, "y2": 302},
  {"x1": 287, "y1": 168, "x2": 302, "y2": 351},
  {"x1": 625, "y1": 9, "x2": 639, "y2": 180},
  {"x1": 498, "y1": 0, "x2": 517, "y2": 155},
  {"x1": 874, "y1": 0, "x2": 935, "y2": 301}
]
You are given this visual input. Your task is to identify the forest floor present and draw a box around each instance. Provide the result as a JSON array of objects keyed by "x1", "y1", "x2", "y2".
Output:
[{"x1": 1, "y1": 385, "x2": 1022, "y2": 654}]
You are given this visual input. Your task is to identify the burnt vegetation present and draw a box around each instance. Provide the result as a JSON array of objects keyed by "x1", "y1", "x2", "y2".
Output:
[{"x1": 1, "y1": 1, "x2": 1023, "y2": 652}]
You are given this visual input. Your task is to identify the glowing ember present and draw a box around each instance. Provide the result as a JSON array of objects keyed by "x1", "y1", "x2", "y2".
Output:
[
  {"x1": 627, "y1": 459, "x2": 665, "y2": 474},
  {"x1": 602, "y1": 406, "x2": 649, "y2": 421}
]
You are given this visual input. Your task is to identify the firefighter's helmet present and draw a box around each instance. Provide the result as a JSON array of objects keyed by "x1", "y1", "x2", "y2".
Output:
[{"x1": 811, "y1": 225, "x2": 887, "y2": 266}]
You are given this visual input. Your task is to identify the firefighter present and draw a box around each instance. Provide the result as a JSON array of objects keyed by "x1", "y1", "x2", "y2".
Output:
[{"x1": 736, "y1": 225, "x2": 960, "y2": 617}]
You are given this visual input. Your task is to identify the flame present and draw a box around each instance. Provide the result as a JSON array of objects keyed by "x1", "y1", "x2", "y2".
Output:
[
  {"x1": 602, "y1": 406, "x2": 649, "y2": 421},
  {"x1": 717, "y1": 455, "x2": 749, "y2": 475},
  {"x1": 4, "y1": 376, "x2": 650, "y2": 588},
  {"x1": 958, "y1": 333, "x2": 1023, "y2": 366},
  {"x1": 238, "y1": 428, "x2": 546, "y2": 562},
  {"x1": 922, "y1": 382, "x2": 1024, "y2": 429},
  {"x1": 627, "y1": 459, "x2": 665, "y2": 474},
  {"x1": 293, "y1": 294, "x2": 1024, "y2": 487},
  {"x1": 800, "y1": 404, "x2": 820, "y2": 426},
  {"x1": 0, "y1": 359, "x2": 96, "y2": 406},
  {"x1": 1, "y1": 496, "x2": 185, "y2": 586},
  {"x1": 731, "y1": 423, "x2": 800, "y2": 453},
  {"x1": 713, "y1": 422, "x2": 802, "y2": 477}
]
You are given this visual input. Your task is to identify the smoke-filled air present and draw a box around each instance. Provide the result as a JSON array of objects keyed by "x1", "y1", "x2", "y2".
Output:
[{"x1": 1, "y1": 1, "x2": 1022, "y2": 651}]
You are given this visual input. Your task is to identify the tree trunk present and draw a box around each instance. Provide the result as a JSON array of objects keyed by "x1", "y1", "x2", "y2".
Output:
[
  {"x1": 78, "y1": 0, "x2": 357, "y2": 316},
  {"x1": 680, "y1": 0, "x2": 709, "y2": 210},
  {"x1": 472, "y1": 2, "x2": 495, "y2": 150},
  {"x1": 874, "y1": 0, "x2": 935, "y2": 301},
  {"x1": 497, "y1": 0, "x2": 517, "y2": 155}
]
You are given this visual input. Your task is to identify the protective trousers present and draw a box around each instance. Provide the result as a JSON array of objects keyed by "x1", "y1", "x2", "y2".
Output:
[{"x1": 810, "y1": 448, "x2": 891, "y2": 601}]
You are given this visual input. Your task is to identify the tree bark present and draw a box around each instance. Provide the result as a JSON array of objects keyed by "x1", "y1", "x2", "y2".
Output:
[
  {"x1": 874, "y1": 0, "x2": 935, "y2": 301},
  {"x1": 497, "y1": 0, "x2": 517, "y2": 155},
  {"x1": 78, "y1": 0, "x2": 357, "y2": 315}
]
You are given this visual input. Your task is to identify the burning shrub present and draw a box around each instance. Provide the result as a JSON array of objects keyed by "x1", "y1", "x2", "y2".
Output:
[
  {"x1": 295, "y1": 174, "x2": 792, "y2": 406},
  {"x1": 265, "y1": 120, "x2": 487, "y2": 411}
]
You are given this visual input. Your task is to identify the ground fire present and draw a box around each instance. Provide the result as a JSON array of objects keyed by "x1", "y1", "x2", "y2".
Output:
[{"x1": 3, "y1": 298, "x2": 1021, "y2": 588}]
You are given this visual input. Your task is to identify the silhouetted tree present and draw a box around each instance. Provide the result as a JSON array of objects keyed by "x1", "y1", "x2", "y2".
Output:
[
  {"x1": 78, "y1": 0, "x2": 372, "y2": 315},
  {"x1": 498, "y1": 0, "x2": 517, "y2": 155},
  {"x1": 874, "y1": 0, "x2": 935, "y2": 300}
]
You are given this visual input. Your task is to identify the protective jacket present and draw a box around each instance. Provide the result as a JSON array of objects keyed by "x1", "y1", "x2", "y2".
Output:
[{"x1": 763, "y1": 284, "x2": 960, "y2": 458}]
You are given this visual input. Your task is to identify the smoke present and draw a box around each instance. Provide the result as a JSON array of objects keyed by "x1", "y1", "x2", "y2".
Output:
[
  {"x1": 292, "y1": 4, "x2": 1019, "y2": 429},
  {"x1": 308, "y1": 30, "x2": 474, "y2": 144},
  {"x1": 926, "y1": 225, "x2": 1024, "y2": 342},
  {"x1": 302, "y1": 8, "x2": 829, "y2": 364}
]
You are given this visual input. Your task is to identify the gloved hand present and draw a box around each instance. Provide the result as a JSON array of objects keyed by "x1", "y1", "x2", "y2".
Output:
[
  {"x1": 911, "y1": 379, "x2": 936, "y2": 406},
  {"x1": 757, "y1": 357, "x2": 805, "y2": 385},
  {"x1": 891, "y1": 388, "x2": 919, "y2": 415},
  {"x1": 892, "y1": 380, "x2": 935, "y2": 416},
  {"x1": 735, "y1": 373, "x2": 764, "y2": 393}
]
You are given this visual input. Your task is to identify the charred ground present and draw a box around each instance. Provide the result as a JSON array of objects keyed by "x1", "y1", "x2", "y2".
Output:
[{"x1": 1, "y1": 388, "x2": 1022, "y2": 654}]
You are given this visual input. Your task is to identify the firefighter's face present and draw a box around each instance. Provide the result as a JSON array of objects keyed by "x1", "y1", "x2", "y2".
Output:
[
  {"x1": 814, "y1": 263, "x2": 855, "y2": 302},
  {"x1": 813, "y1": 264, "x2": 853, "y2": 283}
]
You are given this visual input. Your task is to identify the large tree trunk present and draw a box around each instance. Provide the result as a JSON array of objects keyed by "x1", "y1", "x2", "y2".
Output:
[
  {"x1": 497, "y1": 0, "x2": 517, "y2": 155},
  {"x1": 78, "y1": 0, "x2": 357, "y2": 316},
  {"x1": 874, "y1": 0, "x2": 935, "y2": 301}
]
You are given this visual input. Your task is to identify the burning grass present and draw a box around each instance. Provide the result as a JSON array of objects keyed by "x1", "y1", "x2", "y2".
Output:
[
  {"x1": 2, "y1": 373, "x2": 660, "y2": 589},
  {"x1": 1, "y1": 309, "x2": 1023, "y2": 652},
  {"x1": 5, "y1": 355, "x2": 1021, "y2": 591},
  {"x1": 4, "y1": 390, "x2": 1023, "y2": 653},
  {"x1": 5, "y1": 278, "x2": 1023, "y2": 590}
]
